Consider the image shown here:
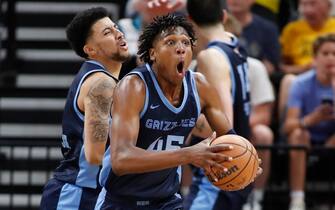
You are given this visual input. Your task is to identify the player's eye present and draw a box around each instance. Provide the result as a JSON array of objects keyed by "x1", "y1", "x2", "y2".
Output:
[
  {"x1": 166, "y1": 40, "x2": 175, "y2": 46},
  {"x1": 182, "y1": 39, "x2": 191, "y2": 46}
]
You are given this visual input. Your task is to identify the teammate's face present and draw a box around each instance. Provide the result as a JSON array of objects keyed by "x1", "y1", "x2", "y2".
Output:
[
  {"x1": 86, "y1": 17, "x2": 129, "y2": 62},
  {"x1": 314, "y1": 41, "x2": 335, "y2": 76},
  {"x1": 299, "y1": 0, "x2": 330, "y2": 28},
  {"x1": 150, "y1": 26, "x2": 193, "y2": 83}
]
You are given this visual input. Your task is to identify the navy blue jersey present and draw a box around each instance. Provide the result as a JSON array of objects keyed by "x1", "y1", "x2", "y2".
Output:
[
  {"x1": 53, "y1": 60, "x2": 117, "y2": 189},
  {"x1": 207, "y1": 37, "x2": 251, "y2": 139},
  {"x1": 99, "y1": 64, "x2": 201, "y2": 200},
  {"x1": 184, "y1": 36, "x2": 253, "y2": 210}
]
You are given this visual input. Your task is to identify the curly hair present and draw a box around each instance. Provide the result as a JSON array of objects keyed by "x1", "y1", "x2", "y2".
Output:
[
  {"x1": 66, "y1": 7, "x2": 111, "y2": 59},
  {"x1": 137, "y1": 14, "x2": 196, "y2": 64}
]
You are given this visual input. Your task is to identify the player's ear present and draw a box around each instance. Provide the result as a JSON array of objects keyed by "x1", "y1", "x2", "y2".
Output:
[
  {"x1": 83, "y1": 44, "x2": 96, "y2": 57},
  {"x1": 222, "y1": 9, "x2": 228, "y2": 25},
  {"x1": 149, "y1": 48, "x2": 156, "y2": 63}
]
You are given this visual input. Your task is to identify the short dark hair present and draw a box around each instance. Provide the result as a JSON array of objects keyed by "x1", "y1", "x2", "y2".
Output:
[
  {"x1": 187, "y1": 0, "x2": 226, "y2": 26},
  {"x1": 66, "y1": 7, "x2": 111, "y2": 58},
  {"x1": 137, "y1": 14, "x2": 196, "y2": 64},
  {"x1": 313, "y1": 33, "x2": 335, "y2": 55}
]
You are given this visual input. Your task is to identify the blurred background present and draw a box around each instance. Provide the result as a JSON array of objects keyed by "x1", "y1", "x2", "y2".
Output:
[{"x1": 0, "y1": 0, "x2": 334, "y2": 210}]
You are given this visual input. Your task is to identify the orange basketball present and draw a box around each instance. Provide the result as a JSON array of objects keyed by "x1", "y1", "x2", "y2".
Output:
[{"x1": 207, "y1": 134, "x2": 259, "y2": 191}]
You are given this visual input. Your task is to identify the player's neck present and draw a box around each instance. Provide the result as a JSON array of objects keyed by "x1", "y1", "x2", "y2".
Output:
[
  {"x1": 151, "y1": 66, "x2": 184, "y2": 105},
  {"x1": 199, "y1": 25, "x2": 231, "y2": 44},
  {"x1": 95, "y1": 58, "x2": 122, "y2": 78}
]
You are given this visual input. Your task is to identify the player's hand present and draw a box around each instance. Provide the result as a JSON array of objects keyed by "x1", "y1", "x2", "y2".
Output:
[
  {"x1": 252, "y1": 158, "x2": 263, "y2": 182},
  {"x1": 147, "y1": 0, "x2": 185, "y2": 15},
  {"x1": 189, "y1": 132, "x2": 233, "y2": 182}
]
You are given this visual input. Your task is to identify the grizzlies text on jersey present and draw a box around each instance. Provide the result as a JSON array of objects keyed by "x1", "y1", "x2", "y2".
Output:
[{"x1": 95, "y1": 63, "x2": 201, "y2": 209}]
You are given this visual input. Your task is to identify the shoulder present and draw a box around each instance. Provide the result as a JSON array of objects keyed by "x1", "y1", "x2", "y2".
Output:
[
  {"x1": 197, "y1": 48, "x2": 230, "y2": 70},
  {"x1": 295, "y1": 70, "x2": 315, "y2": 83},
  {"x1": 82, "y1": 72, "x2": 118, "y2": 96},
  {"x1": 197, "y1": 48, "x2": 223, "y2": 61},
  {"x1": 290, "y1": 70, "x2": 315, "y2": 92},
  {"x1": 117, "y1": 73, "x2": 146, "y2": 95}
]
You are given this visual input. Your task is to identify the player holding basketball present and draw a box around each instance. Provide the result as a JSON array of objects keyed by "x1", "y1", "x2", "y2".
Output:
[
  {"x1": 184, "y1": 0, "x2": 255, "y2": 210},
  {"x1": 94, "y1": 14, "x2": 241, "y2": 210},
  {"x1": 40, "y1": 7, "x2": 129, "y2": 210}
]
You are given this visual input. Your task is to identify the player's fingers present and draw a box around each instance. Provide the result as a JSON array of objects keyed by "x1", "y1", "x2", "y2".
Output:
[
  {"x1": 202, "y1": 132, "x2": 216, "y2": 146},
  {"x1": 148, "y1": 0, "x2": 161, "y2": 8},
  {"x1": 210, "y1": 144, "x2": 233, "y2": 152},
  {"x1": 211, "y1": 153, "x2": 233, "y2": 163},
  {"x1": 256, "y1": 167, "x2": 263, "y2": 177},
  {"x1": 210, "y1": 161, "x2": 228, "y2": 174},
  {"x1": 205, "y1": 166, "x2": 219, "y2": 182},
  {"x1": 208, "y1": 131, "x2": 216, "y2": 144},
  {"x1": 258, "y1": 158, "x2": 262, "y2": 165},
  {"x1": 167, "y1": 0, "x2": 183, "y2": 9}
]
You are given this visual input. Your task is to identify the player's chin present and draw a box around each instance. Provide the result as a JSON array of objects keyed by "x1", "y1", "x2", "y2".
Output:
[{"x1": 176, "y1": 70, "x2": 185, "y2": 79}]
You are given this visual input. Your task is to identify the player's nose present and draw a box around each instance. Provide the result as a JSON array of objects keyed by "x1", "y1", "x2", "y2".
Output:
[{"x1": 176, "y1": 44, "x2": 185, "y2": 55}]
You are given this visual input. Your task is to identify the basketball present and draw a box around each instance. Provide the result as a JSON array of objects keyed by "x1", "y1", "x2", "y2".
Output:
[{"x1": 207, "y1": 134, "x2": 259, "y2": 191}]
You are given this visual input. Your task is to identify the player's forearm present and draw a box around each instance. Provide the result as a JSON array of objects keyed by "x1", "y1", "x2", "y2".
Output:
[{"x1": 111, "y1": 146, "x2": 192, "y2": 176}]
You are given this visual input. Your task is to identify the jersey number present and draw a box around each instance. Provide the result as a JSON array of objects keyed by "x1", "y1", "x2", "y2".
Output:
[
  {"x1": 148, "y1": 135, "x2": 184, "y2": 151},
  {"x1": 237, "y1": 63, "x2": 250, "y2": 116}
]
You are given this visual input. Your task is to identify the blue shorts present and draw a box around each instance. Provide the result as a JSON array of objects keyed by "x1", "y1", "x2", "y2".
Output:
[
  {"x1": 183, "y1": 176, "x2": 252, "y2": 210},
  {"x1": 40, "y1": 178, "x2": 101, "y2": 210},
  {"x1": 94, "y1": 188, "x2": 183, "y2": 210}
]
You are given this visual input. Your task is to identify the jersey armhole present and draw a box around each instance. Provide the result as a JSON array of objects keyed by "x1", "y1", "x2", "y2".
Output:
[{"x1": 73, "y1": 69, "x2": 111, "y2": 121}]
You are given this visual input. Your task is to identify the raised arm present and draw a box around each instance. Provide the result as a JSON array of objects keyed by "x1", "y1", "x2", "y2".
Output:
[
  {"x1": 79, "y1": 73, "x2": 116, "y2": 165},
  {"x1": 110, "y1": 74, "x2": 232, "y2": 177}
]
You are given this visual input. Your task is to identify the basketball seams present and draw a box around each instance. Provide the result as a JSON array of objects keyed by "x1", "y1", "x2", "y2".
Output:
[
  {"x1": 210, "y1": 142, "x2": 248, "y2": 158},
  {"x1": 213, "y1": 144, "x2": 253, "y2": 189},
  {"x1": 209, "y1": 135, "x2": 259, "y2": 191}
]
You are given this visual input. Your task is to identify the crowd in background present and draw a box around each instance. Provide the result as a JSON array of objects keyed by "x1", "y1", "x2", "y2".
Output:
[{"x1": 0, "y1": 1, "x2": 334, "y2": 210}]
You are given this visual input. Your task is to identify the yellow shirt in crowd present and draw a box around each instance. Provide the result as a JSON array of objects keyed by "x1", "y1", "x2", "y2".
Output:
[
  {"x1": 255, "y1": 0, "x2": 279, "y2": 14},
  {"x1": 280, "y1": 18, "x2": 335, "y2": 66}
]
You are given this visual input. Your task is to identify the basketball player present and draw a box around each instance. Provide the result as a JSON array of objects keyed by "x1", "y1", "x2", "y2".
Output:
[
  {"x1": 184, "y1": 0, "x2": 254, "y2": 210},
  {"x1": 40, "y1": 7, "x2": 129, "y2": 210},
  {"x1": 94, "y1": 14, "x2": 240, "y2": 210}
]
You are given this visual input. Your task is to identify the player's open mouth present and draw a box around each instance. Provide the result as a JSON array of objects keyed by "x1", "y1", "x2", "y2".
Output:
[
  {"x1": 177, "y1": 61, "x2": 184, "y2": 74},
  {"x1": 119, "y1": 40, "x2": 127, "y2": 48}
]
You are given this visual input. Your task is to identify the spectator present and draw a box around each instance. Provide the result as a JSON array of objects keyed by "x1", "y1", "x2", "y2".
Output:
[
  {"x1": 227, "y1": 0, "x2": 281, "y2": 75},
  {"x1": 242, "y1": 57, "x2": 275, "y2": 210},
  {"x1": 280, "y1": 0, "x2": 335, "y2": 74},
  {"x1": 283, "y1": 33, "x2": 335, "y2": 210},
  {"x1": 252, "y1": 0, "x2": 298, "y2": 31},
  {"x1": 278, "y1": 0, "x2": 335, "y2": 150}
]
